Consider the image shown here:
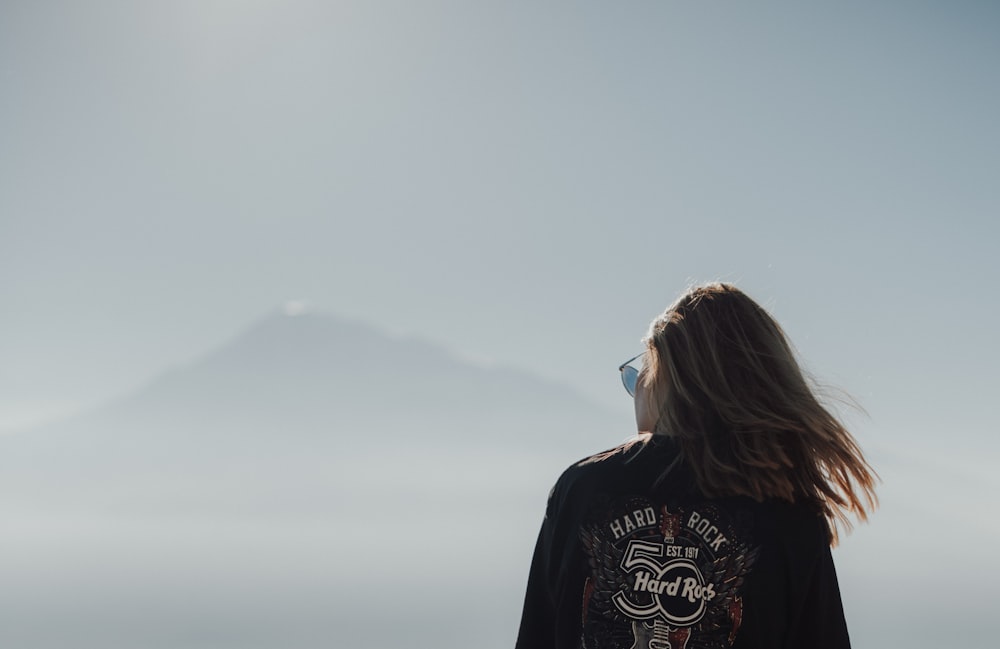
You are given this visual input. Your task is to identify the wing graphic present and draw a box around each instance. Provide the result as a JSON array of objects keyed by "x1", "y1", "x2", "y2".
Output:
[
  {"x1": 691, "y1": 540, "x2": 760, "y2": 645},
  {"x1": 580, "y1": 523, "x2": 630, "y2": 624}
]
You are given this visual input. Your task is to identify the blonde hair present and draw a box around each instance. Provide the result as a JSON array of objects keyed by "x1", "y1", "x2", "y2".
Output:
[{"x1": 643, "y1": 283, "x2": 877, "y2": 544}]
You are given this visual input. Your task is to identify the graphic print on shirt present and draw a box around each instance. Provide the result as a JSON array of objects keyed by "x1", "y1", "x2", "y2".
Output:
[{"x1": 580, "y1": 497, "x2": 759, "y2": 649}]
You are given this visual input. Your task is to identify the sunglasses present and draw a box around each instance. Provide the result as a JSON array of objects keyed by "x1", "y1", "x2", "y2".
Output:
[{"x1": 618, "y1": 353, "x2": 644, "y2": 397}]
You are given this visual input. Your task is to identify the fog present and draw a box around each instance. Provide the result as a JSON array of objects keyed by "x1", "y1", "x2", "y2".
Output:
[
  {"x1": 0, "y1": 312, "x2": 608, "y2": 648},
  {"x1": 1, "y1": 310, "x2": 997, "y2": 648},
  {"x1": 3, "y1": 1, "x2": 999, "y2": 647}
]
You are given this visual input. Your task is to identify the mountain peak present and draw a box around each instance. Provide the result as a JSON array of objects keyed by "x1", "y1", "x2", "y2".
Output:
[{"x1": 281, "y1": 300, "x2": 311, "y2": 317}]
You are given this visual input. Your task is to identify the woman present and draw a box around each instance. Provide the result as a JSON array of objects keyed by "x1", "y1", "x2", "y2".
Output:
[{"x1": 515, "y1": 283, "x2": 877, "y2": 649}]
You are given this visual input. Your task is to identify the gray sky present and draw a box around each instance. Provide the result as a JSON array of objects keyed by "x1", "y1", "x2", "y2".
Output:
[
  {"x1": 3, "y1": 0, "x2": 999, "y2": 442},
  {"x1": 3, "y1": 5, "x2": 1000, "y2": 647}
]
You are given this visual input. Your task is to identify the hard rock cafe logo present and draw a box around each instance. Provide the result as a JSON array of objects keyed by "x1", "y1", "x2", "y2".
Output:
[
  {"x1": 613, "y1": 540, "x2": 715, "y2": 626},
  {"x1": 583, "y1": 502, "x2": 754, "y2": 649}
]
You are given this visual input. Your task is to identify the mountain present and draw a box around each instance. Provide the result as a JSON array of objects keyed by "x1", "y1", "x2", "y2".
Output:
[
  {"x1": 0, "y1": 308, "x2": 631, "y2": 648},
  {"x1": 115, "y1": 307, "x2": 621, "y2": 438},
  {"x1": 0, "y1": 307, "x2": 627, "y2": 509}
]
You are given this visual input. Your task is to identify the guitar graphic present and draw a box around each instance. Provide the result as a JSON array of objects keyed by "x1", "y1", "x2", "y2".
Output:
[{"x1": 630, "y1": 619, "x2": 691, "y2": 649}]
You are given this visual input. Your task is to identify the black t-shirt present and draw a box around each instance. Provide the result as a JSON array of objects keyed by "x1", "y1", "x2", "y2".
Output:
[{"x1": 515, "y1": 436, "x2": 850, "y2": 649}]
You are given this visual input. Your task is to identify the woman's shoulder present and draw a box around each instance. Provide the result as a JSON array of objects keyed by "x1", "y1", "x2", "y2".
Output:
[
  {"x1": 557, "y1": 434, "x2": 666, "y2": 478},
  {"x1": 577, "y1": 434, "x2": 652, "y2": 466},
  {"x1": 546, "y1": 434, "x2": 682, "y2": 506},
  {"x1": 751, "y1": 497, "x2": 831, "y2": 548}
]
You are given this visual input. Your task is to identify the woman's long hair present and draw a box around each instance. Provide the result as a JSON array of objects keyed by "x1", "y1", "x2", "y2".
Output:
[{"x1": 643, "y1": 283, "x2": 877, "y2": 544}]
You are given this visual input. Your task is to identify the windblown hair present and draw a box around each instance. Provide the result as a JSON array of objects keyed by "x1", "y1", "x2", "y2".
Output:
[{"x1": 642, "y1": 283, "x2": 877, "y2": 544}]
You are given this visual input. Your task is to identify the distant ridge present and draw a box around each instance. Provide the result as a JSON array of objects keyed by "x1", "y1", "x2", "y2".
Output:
[
  {"x1": 0, "y1": 308, "x2": 626, "y2": 504},
  {"x1": 107, "y1": 307, "x2": 621, "y2": 436}
]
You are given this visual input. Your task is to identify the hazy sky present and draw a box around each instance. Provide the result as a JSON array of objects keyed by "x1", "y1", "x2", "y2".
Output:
[
  {"x1": 3, "y1": 0, "x2": 998, "y2": 442},
  {"x1": 3, "y1": 5, "x2": 1000, "y2": 648}
]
